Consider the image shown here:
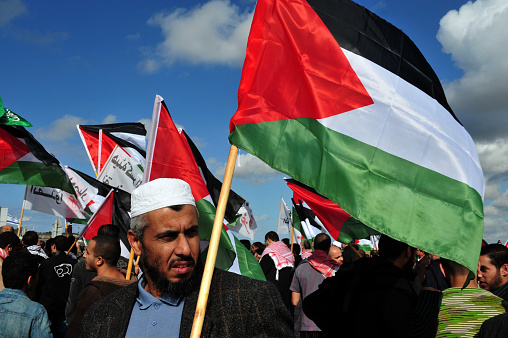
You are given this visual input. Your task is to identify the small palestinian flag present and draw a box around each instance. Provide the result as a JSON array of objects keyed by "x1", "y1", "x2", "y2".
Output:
[{"x1": 0, "y1": 124, "x2": 73, "y2": 192}]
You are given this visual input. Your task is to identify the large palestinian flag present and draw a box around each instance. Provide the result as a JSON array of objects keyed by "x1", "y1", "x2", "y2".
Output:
[
  {"x1": 145, "y1": 95, "x2": 265, "y2": 281},
  {"x1": 229, "y1": 0, "x2": 484, "y2": 273},
  {"x1": 0, "y1": 125, "x2": 73, "y2": 193}
]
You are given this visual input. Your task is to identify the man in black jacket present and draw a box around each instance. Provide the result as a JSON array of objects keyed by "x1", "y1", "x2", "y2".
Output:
[
  {"x1": 37, "y1": 235, "x2": 76, "y2": 337},
  {"x1": 304, "y1": 235, "x2": 442, "y2": 338},
  {"x1": 82, "y1": 178, "x2": 292, "y2": 337}
]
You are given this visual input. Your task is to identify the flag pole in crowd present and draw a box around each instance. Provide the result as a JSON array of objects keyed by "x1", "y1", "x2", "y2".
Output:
[
  {"x1": 125, "y1": 248, "x2": 135, "y2": 280},
  {"x1": 190, "y1": 144, "x2": 239, "y2": 338},
  {"x1": 17, "y1": 185, "x2": 28, "y2": 237}
]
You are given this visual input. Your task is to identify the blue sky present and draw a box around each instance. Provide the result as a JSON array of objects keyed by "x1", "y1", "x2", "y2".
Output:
[{"x1": 1, "y1": 0, "x2": 507, "y2": 244}]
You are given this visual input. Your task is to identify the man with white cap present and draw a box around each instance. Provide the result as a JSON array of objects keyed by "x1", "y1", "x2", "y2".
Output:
[{"x1": 81, "y1": 178, "x2": 293, "y2": 337}]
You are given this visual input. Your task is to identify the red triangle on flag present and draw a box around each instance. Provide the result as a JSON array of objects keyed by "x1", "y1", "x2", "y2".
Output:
[
  {"x1": 79, "y1": 189, "x2": 114, "y2": 240},
  {"x1": 78, "y1": 127, "x2": 100, "y2": 171},
  {"x1": 98, "y1": 132, "x2": 119, "y2": 172},
  {"x1": 145, "y1": 98, "x2": 209, "y2": 201},
  {"x1": 231, "y1": 0, "x2": 373, "y2": 130},
  {"x1": 0, "y1": 127, "x2": 31, "y2": 171},
  {"x1": 288, "y1": 179, "x2": 350, "y2": 240}
]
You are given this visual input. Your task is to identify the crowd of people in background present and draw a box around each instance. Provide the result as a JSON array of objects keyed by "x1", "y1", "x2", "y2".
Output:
[{"x1": 3, "y1": 209, "x2": 508, "y2": 337}]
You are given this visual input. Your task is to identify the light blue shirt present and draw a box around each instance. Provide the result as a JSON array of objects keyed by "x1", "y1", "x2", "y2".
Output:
[
  {"x1": 0, "y1": 288, "x2": 52, "y2": 338},
  {"x1": 125, "y1": 277, "x2": 185, "y2": 338}
]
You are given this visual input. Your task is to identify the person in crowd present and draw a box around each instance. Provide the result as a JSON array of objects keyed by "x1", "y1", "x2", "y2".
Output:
[
  {"x1": 303, "y1": 234, "x2": 442, "y2": 337},
  {"x1": 301, "y1": 240, "x2": 312, "y2": 260},
  {"x1": 370, "y1": 249, "x2": 379, "y2": 257},
  {"x1": 66, "y1": 235, "x2": 133, "y2": 337},
  {"x1": 328, "y1": 241, "x2": 343, "y2": 265},
  {"x1": 0, "y1": 252, "x2": 52, "y2": 337},
  {"x1": 291, "y1": 233, "x2": 340, "y2": 337},
  {"x1": 341, "y1": 245, "x2": 361, "y2": 268},
  {"x1": 0, "y1": 231, "x2": 23, "y2": 292},
  {"x1": 479, "y1": 312, "x2": 508, "y2": 337},
  {"x1": 22, "y1": 231, "x2": 49, "y2": 262},
  {"x1": 414, "y1": 248, "x2": 430, "y2": 283},
  {"x1": 251, "y1": 242, "x2": 265, "y2": 262},
  {"x1": 436, "y1": 258, "x2": 508, "y2": 337},
  {"x1": 293, "y1": 244, "x2": 302, "y2": 268},
  {"x1": 260, "y1": 231, "x2": 294, "y2": 310},
  {"x1": 423, "y1": 254, "x2": 448, "y2": 291},
  {"x1": 240, "y1": 239, "x2": 251, "y2": 250},
  {"x1": 478, "y1": 244, "x2": 508, "y2": 301},
  {"x1": 81, "y1": 178, "x2": 293, "y2": 336},
  {"x1": 44, "y1": 238, "x2": 54, "y2": 258},
  {"x1": 0, "y1": 225, "x2": 14, "y2": 233},
  {"x1": 38, "y1": 235, "x2": 77, "y2": 337},
  {"x1": 65, "y1": 224, "x2": 127, "y2": 324}
]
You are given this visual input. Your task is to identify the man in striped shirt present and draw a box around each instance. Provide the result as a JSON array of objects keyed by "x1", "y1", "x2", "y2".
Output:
[{"x1": 437, "y1": 258, "x2": 508, "y2": 337}]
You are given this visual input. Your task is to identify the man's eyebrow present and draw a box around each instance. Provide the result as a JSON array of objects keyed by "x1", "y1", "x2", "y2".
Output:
[
  {"x1": 185, "y1": 225, "x2": 199, "y2": 233},
  {"x1": 155, "y1": 230, "x2": 179, "y2": 238}
]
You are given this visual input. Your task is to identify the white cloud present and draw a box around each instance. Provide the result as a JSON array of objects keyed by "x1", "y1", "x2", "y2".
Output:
[
  {"x1": 256, "y1": 214, "x2": 270, "y2": 221},
  {"x1": 139, "y1": 0, "x2": 253, "y2": 72},
  {"x1": 102, "y1": 114, "x2": 118, "y2": 124},
  {"x1": 483, "y1": 216, "x2": 508, "y2": 243},
  {"x1": 213, "y1": 153, "x2": 281, "y2": 185},
  {"x1": 484, "y1": 181, "x2": 501, "y2": 200},
  {"x1": 126, "y1": 33, "x2": 140, "y2": 41},
  {"x1": 476, "y1": 138, "x2": 508, "y2": 177},
  {"x1": 437, "y1": 0, "x2": 508, "y2": 141},
  {"x1": 35, "y1": 115, "x2": 88, "y2": 142},
  {"x1": 137, "y1": 118, "x2": 152, "y2": 139},
  {"x1": 0, "y1": 0, "x2": 26, "y2": 27}
]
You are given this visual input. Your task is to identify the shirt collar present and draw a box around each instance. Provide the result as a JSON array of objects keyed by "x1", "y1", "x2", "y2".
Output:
[{"x1": 136, "y1": 276, "x2": 184, "y2": 310}]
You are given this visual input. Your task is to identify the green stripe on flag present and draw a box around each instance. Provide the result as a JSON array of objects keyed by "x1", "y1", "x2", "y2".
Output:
[
  {"x1": 0, "y1": 160, "x2": 74, "y2": 193},
  {"x1": 230, "y1": 118, "x2": 483, "y2": 273},
  {"x1": 233, "y1": 236, "x2": 266, "y2": 281},
  {"x1": 196, "y1": 199, "x2": 236, "y2": 271}
]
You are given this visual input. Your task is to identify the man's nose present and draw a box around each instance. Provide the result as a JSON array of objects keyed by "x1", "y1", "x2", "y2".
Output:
[{"x1": 174, "y1": 235, "x2": 192, "y2": 256}]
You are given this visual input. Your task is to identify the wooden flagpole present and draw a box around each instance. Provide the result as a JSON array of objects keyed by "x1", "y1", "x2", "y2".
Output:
[
  {"x1": 17, "y1": 185, "x2": 28, "y2": 237},
  {"x1": 66, "y1": 237, "x2": 78, "y2": 255},
  {"x1": 190, "y1": 145, "x2": 238, "y2": 338},
  {"x1": 125, "y1": 248, "x2": 135, "y2": 280},
  {"x1": 290, "y1": 223, "x2": 295, "y2": 254}
]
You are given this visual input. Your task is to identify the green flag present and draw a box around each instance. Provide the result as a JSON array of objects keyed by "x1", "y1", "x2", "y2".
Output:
[{"x1": 0, "y1": 108, "x2": 33, "y2": 127}]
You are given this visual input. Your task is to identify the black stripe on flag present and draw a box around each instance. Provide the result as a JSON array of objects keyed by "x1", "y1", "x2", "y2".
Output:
[{"x1": 307, "y1": 0, "x2": 458, "y2": 123}]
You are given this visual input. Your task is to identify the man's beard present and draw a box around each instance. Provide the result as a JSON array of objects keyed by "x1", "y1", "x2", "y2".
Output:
[{"x1": 141, "y1": 254, "x2": 202, "y2": 298}]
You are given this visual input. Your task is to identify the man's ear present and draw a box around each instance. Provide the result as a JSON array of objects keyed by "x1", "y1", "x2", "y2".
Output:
[
  {"x1": 439, "y1": 262, "x2": 447, "y2": 278},
  {"x1": 96, "y1": 256, "x2": 104, "y2": 267},
  {"x1": 500, "y1": 263, "x2": 508, "y2": 277},
  {"x1": 128, "y1": 230, "x2": 142, "y2": 256}
]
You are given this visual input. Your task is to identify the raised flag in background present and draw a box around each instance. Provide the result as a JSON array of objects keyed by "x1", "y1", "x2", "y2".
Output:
[
  {"x1": 24, "y1": 185, "x2": 87, "y2": 220},
  {"x1": 0, "y1": 124, "x2": 74, "y2": 193},
  {"x1": 77, "y1": 123, "x2": 146, "y2": 174},
  {"x1": 277, "y1": 196, "x2": 291, "y2": 235},
  {"x1": 144, "y1": 95, "x2": 265, "y2": 280},
  {"x1": 229, "y1": 0, "x2": 484, "y2": 274},
  {"x1": 286, "y1": 178, "x2": 376, "y2": 244}
]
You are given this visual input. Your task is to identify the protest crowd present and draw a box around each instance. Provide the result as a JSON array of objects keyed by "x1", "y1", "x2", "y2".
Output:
[
  {"x1": 0, "y1": 0, "x2": 498, "y2": 336},
  {"x1": 1, "y1": 178, "x2": 508, "y2": 337}
]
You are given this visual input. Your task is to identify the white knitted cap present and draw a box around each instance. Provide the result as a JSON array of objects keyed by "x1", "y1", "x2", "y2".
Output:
[{"x1": 131, "y1": 178, "x2": 195, "y2": 217}]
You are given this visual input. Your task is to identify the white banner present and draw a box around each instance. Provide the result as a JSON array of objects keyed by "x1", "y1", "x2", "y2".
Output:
[
  {"x1": 277, "y1": 197, "x2": 292, "y2": 235},
  {"x1": 25, "y1": 185, "x2": 86, "y2": 219},
  {"x1": 229, "y1": 202, "x2": 257, "y2": 241},
  {"x1": 97, "y1": 145, "x2": 143, "y2": 193},
  {"x1": 65, "y1": 166, "x2": 104, "y2": 214}
]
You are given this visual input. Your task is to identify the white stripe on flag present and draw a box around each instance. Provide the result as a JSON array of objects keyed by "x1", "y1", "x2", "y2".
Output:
[{"x1": 319, "y1": 48, "x2": 484, "y2": 198}]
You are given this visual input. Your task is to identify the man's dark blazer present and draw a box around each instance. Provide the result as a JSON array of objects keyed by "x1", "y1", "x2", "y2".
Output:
[{"x1": 81, "y1": 268, "x2": 294, "y2": 337}]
